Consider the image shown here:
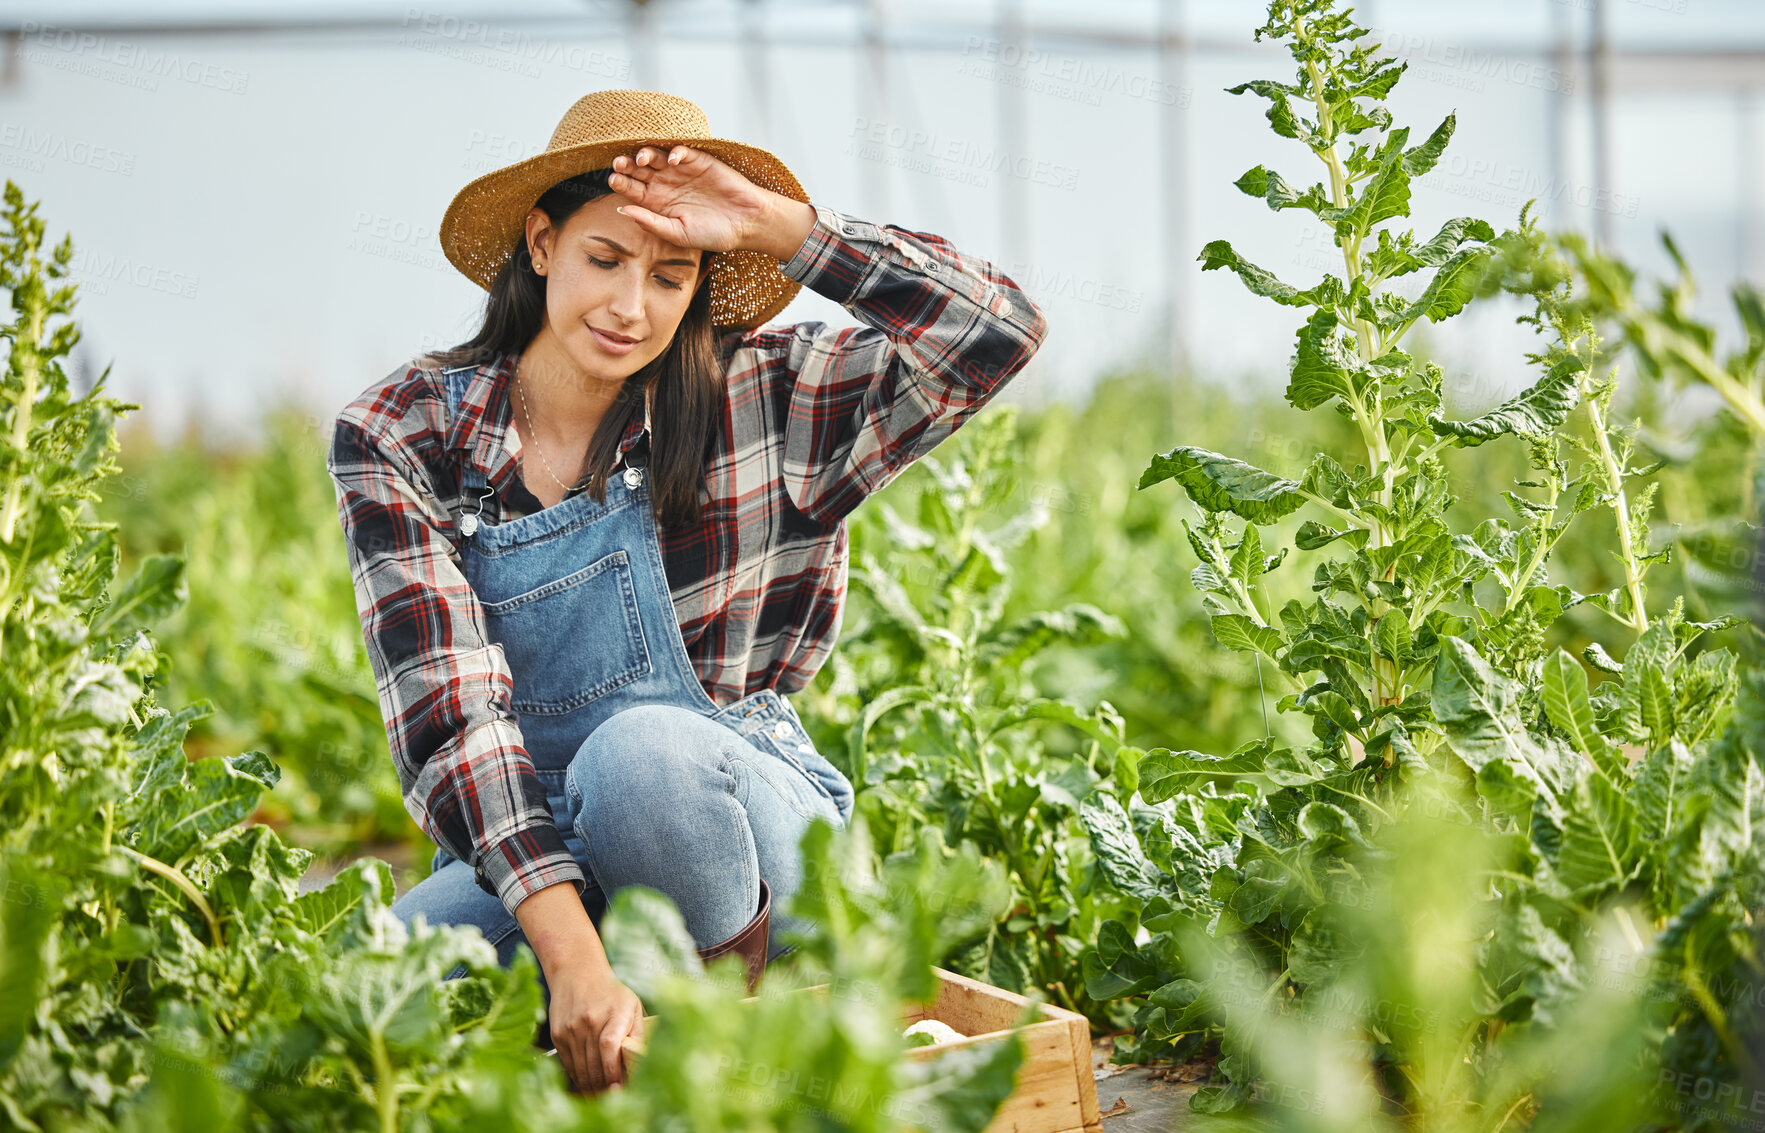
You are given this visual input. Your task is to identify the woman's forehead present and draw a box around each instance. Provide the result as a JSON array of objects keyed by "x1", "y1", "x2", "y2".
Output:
[{"x1": 571, "y1": 198, "x2": 699, "y2": 265}]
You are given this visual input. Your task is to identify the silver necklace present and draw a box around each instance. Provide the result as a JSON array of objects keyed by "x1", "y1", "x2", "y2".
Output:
[{"x1": 511, "y1": 370, "x2": 587, "y2": 495}]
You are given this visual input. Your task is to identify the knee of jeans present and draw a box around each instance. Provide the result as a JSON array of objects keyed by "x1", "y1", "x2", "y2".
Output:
[{"x1": 567, "y1": 705, "x2": 716, "y2": 827}]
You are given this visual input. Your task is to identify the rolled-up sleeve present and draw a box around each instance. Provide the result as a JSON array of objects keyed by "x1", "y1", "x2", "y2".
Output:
[
  {"x1": 771, "y1": 202, "x2": 1049, "y2": 522},
  {"x1": 326, "y1": 414, "x2": 584, "y2": 918}
]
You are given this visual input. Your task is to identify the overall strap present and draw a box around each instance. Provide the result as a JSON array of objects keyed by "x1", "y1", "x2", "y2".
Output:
[{"x1": 439, "y1": 363, "x2": 488, "y2": 495}]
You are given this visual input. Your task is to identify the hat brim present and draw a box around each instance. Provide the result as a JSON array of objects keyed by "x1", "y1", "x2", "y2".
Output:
[{"x1": 439, "y1": 137, "x2": 810, "y2": 330}]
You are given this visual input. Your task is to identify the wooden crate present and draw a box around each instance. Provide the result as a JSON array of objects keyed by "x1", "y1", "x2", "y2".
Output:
[{"x1": 619, "y1": 965, "x2": 1103, "y2": 1133}]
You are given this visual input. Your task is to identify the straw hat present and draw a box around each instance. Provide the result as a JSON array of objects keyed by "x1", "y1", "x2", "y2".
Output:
[{"x1": 439, "y1": 89, "x2": 810, "y2": 330}]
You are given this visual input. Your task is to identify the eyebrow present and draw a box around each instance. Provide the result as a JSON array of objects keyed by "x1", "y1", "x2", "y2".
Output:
[{"x1": 587, "y1": 235, "x2": 698, "y2": 269}]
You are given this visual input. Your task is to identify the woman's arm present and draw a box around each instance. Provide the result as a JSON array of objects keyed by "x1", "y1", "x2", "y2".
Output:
[
  {"x1": 326, "y1": 411, "x2": 580, "y2": 913},
  {"x1": 326, "y1": 404, "x2": 641, "y2": 1090},
  {"x1": 751, "y1": 199, "x2": 1051, "y2": 521}
]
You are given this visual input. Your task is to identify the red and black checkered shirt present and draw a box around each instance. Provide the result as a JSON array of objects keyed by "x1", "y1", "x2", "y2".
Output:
[{"x1": 327, "y1": 201, "x2": 1048, "y2": 915}]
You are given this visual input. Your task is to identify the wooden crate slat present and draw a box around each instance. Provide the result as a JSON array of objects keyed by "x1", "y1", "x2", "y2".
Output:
[{"x1": 617, "y1": 966, "x2": 1104, "y2": 1133}]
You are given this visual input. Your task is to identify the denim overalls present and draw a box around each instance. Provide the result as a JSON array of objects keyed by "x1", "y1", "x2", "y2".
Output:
[{"x1": 389, "y1": 362, "x2": 855, "y2": 974}]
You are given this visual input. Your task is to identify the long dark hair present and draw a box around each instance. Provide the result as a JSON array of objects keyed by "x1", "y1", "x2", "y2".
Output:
[{"x1": 425, "y1": 166, "x2": 724, "y2": 529}]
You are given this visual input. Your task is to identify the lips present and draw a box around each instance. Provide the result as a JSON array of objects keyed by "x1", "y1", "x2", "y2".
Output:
[{"x1": 590, "y1": 326, "x2": 637, "y2": 344}]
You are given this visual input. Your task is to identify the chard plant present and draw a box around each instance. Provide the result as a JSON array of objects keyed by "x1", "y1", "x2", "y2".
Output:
[
  {"x1": 1075, "y1": 2, "x2": 1763, "y2": 1125},
  {"x1": 799, "y1": 406, "x2": 1140, "y2": 1024}
]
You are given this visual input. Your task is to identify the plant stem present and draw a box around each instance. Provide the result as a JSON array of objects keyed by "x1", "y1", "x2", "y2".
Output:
[
  {"x1": 370, "y1": 1030, "x2": 398, "y2": 1133},
  {"x1": 0, "y1": 294, "x2": 43, "y2": 544},
  {"x1": 1581, "y1": 369, "x2": 1649, "y2": 634},
  {"x1": 1501, "y1": 475, "x2": 1561, "y2": 615},
  {"x1": 116, "y1": 844, "x2": 222, "y2": 946}
]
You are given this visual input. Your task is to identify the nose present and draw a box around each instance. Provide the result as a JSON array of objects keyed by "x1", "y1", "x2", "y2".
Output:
[{"x1": 608, "y1": 263, "x2": 644, "y2": 327}]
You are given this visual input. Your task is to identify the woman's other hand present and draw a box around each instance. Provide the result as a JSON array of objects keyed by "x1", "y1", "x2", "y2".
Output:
[
  {"x1": 513, "y1": 881, "x2": 645, "y2": 1093},
  {"x1": 546, "y1": 960, "x2": 645, "y2": 1093},
  {"x1": 607, "y1": 144, "x2": 814, "y2": 263}
]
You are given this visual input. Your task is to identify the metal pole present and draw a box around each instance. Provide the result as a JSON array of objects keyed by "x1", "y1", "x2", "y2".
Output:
[
  {"x1": 1741, "y1": 88, "x2": 1760, "y2": 282},
  {"x1": 1549, "y1": 0, "x2": 1573, "y2": 227},
  {"x1": 627, "y1": 0, "x2": 657, "y2": 88},
  {"x1": 998, "y1": 0, "x2": 1029, "y2": 271},
  {"x1": 1160, "y1": 0, "x2": 1190, "y2": 376},
  {"x1": 1590, "y1": 0, "x2": 1614, "y2": 248},
  {"x1": 740, "y1": 0, "x2": 771, "y2": 143},
  {"x1": 860, "y1": 0, "x2": 890, "y2": 221}
]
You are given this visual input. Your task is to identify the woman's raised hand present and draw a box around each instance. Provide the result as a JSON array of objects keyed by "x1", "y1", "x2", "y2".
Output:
[{"x1": 607, "y1": 144, "x2": 811, "y2": 262}]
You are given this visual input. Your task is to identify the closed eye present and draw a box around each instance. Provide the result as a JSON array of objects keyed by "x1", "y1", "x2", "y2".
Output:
[{"x1": 587, "y1": 255, "x2": 684, "y2": 291}]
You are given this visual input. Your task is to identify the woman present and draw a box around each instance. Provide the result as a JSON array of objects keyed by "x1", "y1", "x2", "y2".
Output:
[{"x1": 326, "y1": 90, "x2": 1047, "y2": 1095}]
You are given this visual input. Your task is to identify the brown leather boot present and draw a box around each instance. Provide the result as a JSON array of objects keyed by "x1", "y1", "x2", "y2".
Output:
[{"x1": 695, "y1": 877, "x2": 770, "y2": 996}]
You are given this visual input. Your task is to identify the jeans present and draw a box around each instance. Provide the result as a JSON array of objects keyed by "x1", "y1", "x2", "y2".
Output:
[{"x1": 389, "y1": 701, "x2": 847, "y2": 983}]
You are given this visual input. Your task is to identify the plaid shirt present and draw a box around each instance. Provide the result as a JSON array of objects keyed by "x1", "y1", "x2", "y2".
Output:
[{"x1": 327, "y1": 202, "x2": 1048, "y2": 915}]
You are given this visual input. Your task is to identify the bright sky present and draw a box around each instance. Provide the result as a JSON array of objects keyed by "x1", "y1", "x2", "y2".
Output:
[{"x1": 1, "y1": 0, "x2": 1760, "y2": 442}]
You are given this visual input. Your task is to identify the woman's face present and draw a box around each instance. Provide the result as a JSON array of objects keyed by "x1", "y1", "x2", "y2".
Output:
[{"x1": 526, "y1": 192, "x2": 709, "y2": 389}]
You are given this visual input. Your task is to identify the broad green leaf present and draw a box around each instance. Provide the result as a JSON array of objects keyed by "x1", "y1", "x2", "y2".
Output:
[
  {"x1": 1294, "y1": 520, "x2": 1369, "y2": 551},
  {"x1": 986, "y1": 697, "x2": 1125, "y2": 747},
  {"x1": 1080, "y1": 792, "x2": 1163, "y2": 902},
  {"x1": 1372, "y1": 609, "x2": 1411, "y2": 664},
  {"x1": 1082, "y1": 920, "x2": 1163, "y2": 1000},
  {"x1": 1337, "y1": 130, "x2": 1412, "y2": 239},
  {"x1": 126, "y1": 750, "x2": 279, "y2": 864},
  {"x1": 1631, "y1": 738, "x2": 1694, "y2": 842},
  {"x1": 1556, "y1": 771, "x2": 1641, "y2": 899},
  {"x1": 1138, "y1": 746, "x2": 1269, "y2": 802},
  {"x1": 0, "y1": 861, "x2": 57, "y2": 1073},
  {"x1": 1138, "y1": 446, "x2": 1306, "y2": 524},
  {"x1": 1432, "y1": 638, "x2": 1572, "y2": 799},
  {"x1": 1403, "y1": 245, "x2": 1493, "y2": 325},
  {"x1": 89, "y1": 552, "x2": 186, "y2": 640},
  {"x1": 1198, "y1": 240, "x2": 1310, "y2": 307},
  {"x1": 1232, "y1": 165, "x2": 1327, "y2": 213},
  {"x1": 291, "y1": 858, "x2": 396, "y2": 942},
  {"x1": 1639, "y1": 664, "x2": 1676, "y2": 744},
  {"x1": 846, "y1": 684, "x2": 936, "y2": 778},
  {"x1": 1541, "y1": 649, "x2": 1621, "y2": 775},
  {"x1": 1228, "y1": 523, "x2": 1263, "y2": 590},
  {"x1": 1211, "y1": 614, "x2": 1283, "y2": 659},
  {"x1": 1429, "y1": 357, "x2": 1583, "y2": 446},
  {"x1": 1287, "y1": 309, "x2": 1361, "y2": 411},
  {"x1": 1225, "y1": 79, "x2": 1306, "y2": 139},
  {"x1": 1413, "y1": 216, "x2": 1495, "y2": 266},
  {"x1": 1402, "y1": 112, "x2": 1457, "y2": 177}
]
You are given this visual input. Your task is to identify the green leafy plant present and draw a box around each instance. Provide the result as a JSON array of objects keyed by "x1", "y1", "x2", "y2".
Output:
[
  {"x1": 1073, "y1": 3, "x2": 1763, "y2": 1126},
  {"x1": 799, "y1": 406, "x2": 1141, "y2": 1022},
  {"x1": 98, "y1": 408, "x2": 413, "y2": 858},
  {"x1": 586, "y1": 817, "x2": 1026, "y2": 1133}
]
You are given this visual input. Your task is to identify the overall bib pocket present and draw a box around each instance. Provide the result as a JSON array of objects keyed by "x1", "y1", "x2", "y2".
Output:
[{"x1": 478, "y1": 549, "x2": 651, "y2": 714}]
